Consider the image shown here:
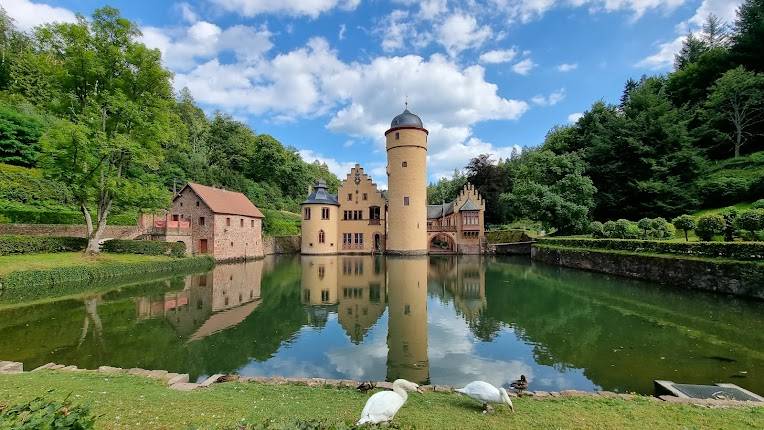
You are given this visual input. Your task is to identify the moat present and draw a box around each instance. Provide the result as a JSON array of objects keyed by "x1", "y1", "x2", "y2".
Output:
[{"x1": 1, "y1": 255, "x2": 762, "y2": 395}]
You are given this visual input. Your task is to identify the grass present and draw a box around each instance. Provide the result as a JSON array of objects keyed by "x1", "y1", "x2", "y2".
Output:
[
  {"x1": 692, "y1": 202, "x2": 754, "y2": 218},
  {"x1": 534, "y1": 243, "x2": 764, "y2": 266},
  {"x1": 0, "y1": 371, "x2": 762, "y2": 429},
  {"x1": 0, "y1": 252, "x2": 172, "y2": 276}
]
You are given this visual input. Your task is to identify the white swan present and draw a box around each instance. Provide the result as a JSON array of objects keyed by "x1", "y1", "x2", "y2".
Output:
[
  {"x1": 357, "y1": 379, "x2": 421, "y2": 425},
  {"x1": 455, "y1": 381, "x2": 515, "y2": 412}
]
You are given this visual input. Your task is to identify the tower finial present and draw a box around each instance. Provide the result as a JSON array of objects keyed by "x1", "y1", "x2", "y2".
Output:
[{"x1": 404, "y1": 95, "x2": 408, "y2": 110}]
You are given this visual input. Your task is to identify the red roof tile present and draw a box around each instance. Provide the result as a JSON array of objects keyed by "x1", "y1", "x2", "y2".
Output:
[{"x1": 178, "y1": 183, "x2": 264, "y2": 218}]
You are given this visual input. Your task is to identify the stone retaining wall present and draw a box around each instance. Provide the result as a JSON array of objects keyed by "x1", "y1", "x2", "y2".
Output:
[
  {"x1": 264, "y1": 235, "x2": 301, "y2": 255},
  {"x1": 531, "y1": 245, "x2": 764, "y2": 299},
  {"x1": 0, "y1": 223, "x2": 144, "y2": 239},
  {"x1": 1, "y1": 359, "x2": 762, "y2": 408}
]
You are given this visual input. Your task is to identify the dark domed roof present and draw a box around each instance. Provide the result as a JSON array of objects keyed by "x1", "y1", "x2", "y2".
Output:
[
  {"x1": 390, "y1": 109, "x2": 423, "y2": 128},
  {"x1": 302, "y1": 180, "x2": 339, "y2": 206}
]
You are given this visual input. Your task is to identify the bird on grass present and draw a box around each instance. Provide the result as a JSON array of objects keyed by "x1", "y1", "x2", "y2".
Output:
[
  {"x1": 357, "y1": 381, "x2": 376, "y2": 393},
  {"x1": 510, "y1": 375, "x2": 529, "y2": 395},
  {"x1": 357, "y1": 379, "x2": 422, "y2": 425},
  {"x1": 455, "y1": 381, "x2": 514, "y2": 413}
]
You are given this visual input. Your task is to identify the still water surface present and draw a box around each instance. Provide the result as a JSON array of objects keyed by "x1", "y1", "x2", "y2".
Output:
[{"x1": 0, "y1": 255, "x2": 762, "y2": 395}]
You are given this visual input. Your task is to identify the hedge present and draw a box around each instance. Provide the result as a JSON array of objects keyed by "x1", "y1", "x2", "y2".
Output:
[
  {"x1": 0, "y1": 235, "x2": 87, "y2": 255},
  {"x1": 0, "y1": 256, "x2": 214, "y2": 303},
  {"x1": 486, "y1": 229, "x2": 532, "y2": 244},
  {"x1": 536, "y1": 237, "x2": 764, "y2": 261},
  {"x1": 0, "y1": 207, "x2": 137, "y2": 225},
  {"x1": 101, "y1": 239, "x2": 186, "y2": 257}
]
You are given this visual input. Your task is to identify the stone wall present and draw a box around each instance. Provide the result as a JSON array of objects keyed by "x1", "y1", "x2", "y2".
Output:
[
  {"x1": 0, "y1": 223, "x2": 143, "y2": 239},
  {"x1": 490, "y1": 241, "x2": 533, "y2": 255},
  {"x1": 531, "y1": 245, "x2": 764, "y2": 299},
  {"x1": 264, "y1": 235, "x2": 301, "y2": 255}
]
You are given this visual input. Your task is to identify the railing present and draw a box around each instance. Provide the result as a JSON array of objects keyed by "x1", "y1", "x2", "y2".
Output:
[
  {"x1": 427, "y1": 225, "x2": 456, "y2": 232},
  {"x1": 152, "y1": 219, "x2": 191, "y2": 235},
  {"x1": 462, "y1": 224, "x2": 481, "y2": 231}
]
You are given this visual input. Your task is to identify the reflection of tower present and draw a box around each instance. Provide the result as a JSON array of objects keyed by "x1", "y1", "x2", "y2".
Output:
[
  {"x1": 385, "y1": 108, "x2": 428, "y2": 254},
  {"x1": 336, "y1": 256, "x2": 386, "y2": 343},
  {"x1": 300, "y1": 255, "x2": 339, "y2": 326},
  {"x1": 386, "y1": 256, "x2": 429, "y2": 384}
]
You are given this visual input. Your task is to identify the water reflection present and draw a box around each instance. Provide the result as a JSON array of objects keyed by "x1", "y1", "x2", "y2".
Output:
[{"x1": 0, "y1": 255, "x2": 762, "y2": 395}]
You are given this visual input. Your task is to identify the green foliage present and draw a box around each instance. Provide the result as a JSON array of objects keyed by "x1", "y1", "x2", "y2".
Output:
[
  {"x1": 731, "y1": 0, "x2": 764, "y2": 73},
  {"x1": 0, "y1": 101, "x2": 45, "y2": 167},
  {"x1": 101, "y1": 239, "x2": 186, "y2": 257},
  {"x1": 736, "y1": 208, "x2": 764, "y2": 239},
  {"x1": 753, "y1": 199, "x2": 764, "y2": 209},
  {"x1": 485, "y1": 229, "x2": 532, "y2": 244},
  {"x1": 500, "y1": 149, "x2": 595, "y2": 235},
  {"x1": 428, "y1": 169, "x2": 468, "y2": 205},
  {"x1": 589, "y1": 221, "x2": 605, "y2": 238},
  {"x1": 0, "y1": 201, "x2": 136, "y2": 225},
  {"x1": 672, "y1": 214, "x2": 696, "y2": 241},
  {"x1": 262, "y1": 209, "x2": 301, "y2": 236},
  {"x1": 0, "y1": 235, "x2": 86, "y2": 255},
  {"x1": 695, "y1": 214, "x2": 726, "y2": 241},
  {"x1": 0, "y1": 163, "x2": 72, "y2": 204},
  {"x1": 0, "y1": 255, "x2": 213, "y2": 302},
  {"x1": 0, "y1": 397, "x2": 96, "y2": 429},
  {"x1": 240, "y1": 419, "x2": 376, "y2": 430},
  {"x1": 597, "y1": 218, "x2": 674, "y2": 240},
  {"x1": 537, "y1": 237, "x2": 764, "y2": 261}
]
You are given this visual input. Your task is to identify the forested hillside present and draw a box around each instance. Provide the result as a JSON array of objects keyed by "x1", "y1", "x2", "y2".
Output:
[
  {"x1": 430, "y1": 0, "x2": 764, "y2": 233},
  {"x1": 0, "y1": 7, "x2": 337, "y2": 244}
]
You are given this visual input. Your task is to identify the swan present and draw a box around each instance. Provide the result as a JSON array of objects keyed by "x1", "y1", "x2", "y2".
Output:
[
  {"x1": 357, "y1": 379, "x2": 421, "y2": 425},
  {"x1": 455, "y1": 381, "x2": 515, "y2": 412}
]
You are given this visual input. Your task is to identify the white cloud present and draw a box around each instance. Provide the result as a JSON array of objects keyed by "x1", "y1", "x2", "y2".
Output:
[
  {"x1": 436, "y1": 13, "x2": 492, "y2": 57},
  {"x1": 298, "y1": 149, "x2": 358, "y2": 179},
  {"x1": 512, "y1": 58, "x2": 536, "y2": 75},
  {"x1": 338, "y1": 24, "x2": 346, "y2": 40},
  {"x1": 568, "y1": 112, "x2": 584, "y2": 123},
  {"x1": 491, "y1": 0, "x2": 689, "y2": 23},
  {"x1": 1, "y1": 0, "x2": 76, "y2": 31},
  {"x1": 209, "y1": 0, "x2": 360, "y2": 18},
  {"x1": 176, "y1": 2, "x2": 198, "y2": 23},
  {"x1": 557, "y1": 63, "x2": 578, "y2": 72},
  {"x1": 479, "y1": 48, "x2": 519, "y2": 64},
  {"x1": 636, "y1": 0, "x2": 743, "y2": 70},
  {"x1": 531, "y1": 88, "x2": 566, "y2": 106}
]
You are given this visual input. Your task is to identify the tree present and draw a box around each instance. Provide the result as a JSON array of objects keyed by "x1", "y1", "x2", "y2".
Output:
[
  {"x1": 674, "y1": 33, "x2": 709, "y2": 71},
  {"x1": 637, "y1": 218, "x2": 651, "y2": 239},
  {"x1": 0, "y1": 102, "x2": 44, "y2": 166},
  {"x1": 695, "y1": 214, "x2": 725, "y2": 241},
  {"x1": 428, "y1": 169, "x2": 468, "y2": 204},
  {"x1": 701, "y1": 14, "x2": 730, "y2": 48},
  {"x1": 672, "y1": 214, "x2": 696, "y2": 241},
  {"x1": 735, "y1": 208, "x2": 764, "y2": 240},
  {"x1": 499, "y1": 150, "x2": 596, "y2": 235},
  {"x1": 731, "y1": 0, "x2": 764, "y2": 73},
  {"x1": 466, "y1": 154, "x2": 508, "y2": 225},
  {"x1": 38, "y1": 8, "x2": 174, "y2": 253},
  {"x1": 705, "y1": 66, "x2": 764, "y2": 157}
]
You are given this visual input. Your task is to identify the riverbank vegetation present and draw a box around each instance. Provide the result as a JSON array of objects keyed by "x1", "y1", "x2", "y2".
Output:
[
  {"x1": 0, "y1": 7, "x2": 334, "y2": 248},
  {"x1": 429, "y1": 1, "x2": 764, "y2": 235},
  {"x1": 1, "y1": 371, "x2": 762, "y2": 430}
]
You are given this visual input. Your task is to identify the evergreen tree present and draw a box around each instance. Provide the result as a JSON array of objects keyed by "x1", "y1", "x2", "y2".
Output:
[{"x1": 732, "y1": 0, "x2": 764, "y2": 72}]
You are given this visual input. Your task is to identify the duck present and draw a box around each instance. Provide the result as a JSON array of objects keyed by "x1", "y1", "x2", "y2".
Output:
[
  {"x1": 357, "y1": 381, "x2": 376, "y2": 393},
  {"x1": 455, "y1": 381, "x2": 515, "y2": 413},
  {"x1": 510, "y1": 375, "x2": 529, "y2": 394},
  {"x1": 357, "y1": 379, "x2": 422, "y2": 425}
]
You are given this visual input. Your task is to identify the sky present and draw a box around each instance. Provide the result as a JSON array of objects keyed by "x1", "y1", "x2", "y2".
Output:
[{"x1": 2, "y1": 0, "x2": 744, "y2": 189}]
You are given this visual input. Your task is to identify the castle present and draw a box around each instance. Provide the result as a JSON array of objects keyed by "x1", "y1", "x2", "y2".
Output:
[{"x1": 301, "y1": 108, "x2": 485, "y2": 255}]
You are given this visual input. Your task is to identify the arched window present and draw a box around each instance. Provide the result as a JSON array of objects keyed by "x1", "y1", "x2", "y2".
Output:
[{"x1": 319, "y1": 230, "x2": 325, "y2": 244}]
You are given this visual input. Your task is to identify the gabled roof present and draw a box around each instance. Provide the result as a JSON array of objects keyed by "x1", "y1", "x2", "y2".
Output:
[
  {"x1": 460, "y1": 199, "x2": 480, "y2": 211},
  {"x1": 427, "y1": 202, "x2": 455, "y2": 219},
  {"x1": 178, "y1": 183, "x2": 264, "y2": 218}
]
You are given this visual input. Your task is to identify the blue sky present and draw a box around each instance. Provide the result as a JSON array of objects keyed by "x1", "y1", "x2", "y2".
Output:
[{"x1": 3, "y1": 0, "x2": 742, "y2": 188}]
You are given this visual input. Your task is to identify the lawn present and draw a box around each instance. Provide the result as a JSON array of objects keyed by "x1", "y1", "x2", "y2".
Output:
[
  {"x1": 0, "y1": 252, "x2": 173, "y2": 276},
  {"x1": 0, "y1": 371, "x2": 762, "y2": 429},
  {"x1": 692, "y1": 202, "x2": 755, "y2": 218}
]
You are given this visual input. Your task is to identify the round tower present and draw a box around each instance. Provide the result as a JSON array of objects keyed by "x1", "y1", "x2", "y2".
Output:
[
  {"x1": 300, "y1": 180, "x2": 339, "y2": 254},
  {"x1": 385, "y1": 108, "x2": 428, "y2": 254}
]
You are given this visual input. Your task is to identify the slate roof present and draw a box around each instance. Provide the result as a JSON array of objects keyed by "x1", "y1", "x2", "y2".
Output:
[
  {"x1": 390, "y1": 109, "x2": 424, "y2": 128},
  {"x1": 302, "y1": 180, "x2": 340, "y2": 206},
  {"x1": 179, "y1": 182, "x2": 264, "y2": 218},
  {"x1": 427, "y1": 202, "x2": 455, "y2": 219},
  {"x1": 460, "y1": 199, "x2": 480, "y2": 211}
]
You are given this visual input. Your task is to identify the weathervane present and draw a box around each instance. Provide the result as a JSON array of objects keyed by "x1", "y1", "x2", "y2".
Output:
[{"x1": 404, "y1": 95, "x2": 408, "y2": 110}]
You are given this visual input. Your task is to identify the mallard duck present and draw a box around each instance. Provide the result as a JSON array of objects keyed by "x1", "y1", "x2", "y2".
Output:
[
  {"x1": 456, "y1": 381, "x2": 514, "y2": 413},
  {"x1": 357, "y1": 381, "x2": 376, "y2": 393},
  {"x1": 510, "y1": 375, "x2": 528, "y2": 393},
  {"x1": 357, "y1": 379, "x2": 422, "y2": 425}
]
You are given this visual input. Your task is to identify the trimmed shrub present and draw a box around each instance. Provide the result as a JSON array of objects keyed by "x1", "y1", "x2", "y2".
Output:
[
  {"x1": 536, "y1": 237, "x2": 764, "y2": 260},
  {"x1": 672, "y1": 214, "x2": 696, "y2": 241},
  {"x1": 637, "y1": 218, "x2": 652, "y2": 238},
  {"x1": 0, "y1": 397, "x2": 96, "y2": 429},
  {"x1": 0, "y1": 256, "x2": 214, "y2": 302},
  {"x1": 649, "y1": 217, "x2": 675, "y2": 239},
  {"x1": 589, "y1": 221, "x2": 605, "y2": 238},
  {"x1": 0, "y1": 235, "x2": 87, "y2": 255},
  {"x1": 485, "y1": 229, "x2": 532, "y2": 243},
  {"x1": 102, "y1": 239, "x2": 186, "y2": 257},
  {"x1": 736, "y1": 209, "x2": 764, "y2": 240},
  {"x1": 0, "y1": 204, "x2": 137, "y2": 225},
  {"x1": 753, "y1": 199, "x2": 764, "y2": 209},
  {"x1": 696, "y1": 214, "x2": 726, "y2": 241}
]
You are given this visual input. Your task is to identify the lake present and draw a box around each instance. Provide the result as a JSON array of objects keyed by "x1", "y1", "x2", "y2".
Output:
[{"x1": 1, "y1": 254, "x2": 762, "y2": 395}]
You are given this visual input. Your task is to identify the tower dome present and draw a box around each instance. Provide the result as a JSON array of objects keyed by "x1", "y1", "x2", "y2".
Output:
[{"x1": 390, "y1": 109, "x2": 424, "y2": 129}]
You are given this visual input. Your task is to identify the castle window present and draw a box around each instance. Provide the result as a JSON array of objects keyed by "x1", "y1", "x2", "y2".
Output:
[
  {"x1": 404, "y1": 196, "x2": 410, "y2": 206},
  {"x1": 251, "y1": 219, "x2": 255, "y2": 227},
  {"x1": 226, "y1": 217, "x2": 231, "y2": 226},
  {"x1": 196, "y1": 201, "x2": 200, "y2": 207},
  {"x1": 318, "y1": 265, "x2": 325, "y2": 280},
  {"x1": 402, "y1": 161, "x2": 407, "y2": 167},
  {"x1": 304, "y1": 207, "x2": 311, "y2": 220},
  {"x1": 230, "y1": 241, "x2": 234, "y2": 247},
  {"x1": 321, "y1": 289, "x2": 330, "y2": 302},
  {"x1": 363, "y1": 193, "x2": 368, "y2": 201},
  {"x1": 319, "y1": 230, "x2": 325, "y2": 244},
  {"x1": 347, "y1": 193, "x2": 352, "y2": 201},
  {"x1": 395, "y1": 132, "x2": 400, "y2": 140},
  {"x1": 199, "y1": 216, "x2": 205, "y2": 226},
  {"x1": 240, "y1": 218, "x2": 244, "y2": 227}
]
